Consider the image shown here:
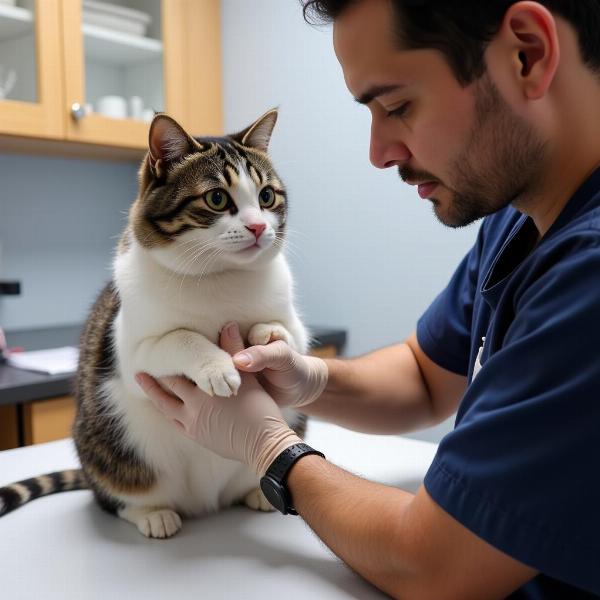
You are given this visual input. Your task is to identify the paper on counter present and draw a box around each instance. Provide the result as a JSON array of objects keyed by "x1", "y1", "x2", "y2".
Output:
[{"x1": 6, "y1": 346, "x2": 79, "y2": 375}]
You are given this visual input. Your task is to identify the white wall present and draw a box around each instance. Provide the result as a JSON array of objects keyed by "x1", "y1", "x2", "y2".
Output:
[
  {"x1": 0, "y1": 155, "x2": 138, "y2": 330},
  {"x1": 221, "y1": 1, "x2": 479, "y2": 442}
]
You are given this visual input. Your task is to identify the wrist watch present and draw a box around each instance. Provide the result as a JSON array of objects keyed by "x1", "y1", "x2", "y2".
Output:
[{"x1": 260, "y1": 442, "x2": 325, "y2": 515}]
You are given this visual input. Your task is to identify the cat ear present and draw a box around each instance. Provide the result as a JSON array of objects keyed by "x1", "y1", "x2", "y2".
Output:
[
  {"x1": 230, "y1": 109, "x2": 278, "y2": 153},
  {"x1": 147, "y1": 114, "x2": 197, "y2": 178}
]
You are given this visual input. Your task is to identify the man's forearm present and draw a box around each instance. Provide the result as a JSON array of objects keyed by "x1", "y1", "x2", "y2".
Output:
[
  {"x1": 301, "y1": 342, "x2": 434, "y2": 434},
  {"x1": 287, "y1": 454, "x2": 420, "y2": 598},
  {"x1": 286, "y1": 455, "x2": 535, "y2": 600}
]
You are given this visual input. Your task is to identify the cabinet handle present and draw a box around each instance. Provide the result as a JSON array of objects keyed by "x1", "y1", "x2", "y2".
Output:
[{"x1": 70, "y1": 102, "x2": 88, "y2": 121}]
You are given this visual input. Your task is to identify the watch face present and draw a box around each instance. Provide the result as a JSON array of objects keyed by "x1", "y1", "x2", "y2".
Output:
[{"x1": 260, "y1": 476, "x2": 287, "y2": 514}]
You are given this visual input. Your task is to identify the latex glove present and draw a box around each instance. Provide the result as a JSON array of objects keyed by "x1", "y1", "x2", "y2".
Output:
[
  {"x1": 232, "y1": 340, "x2": 328, "y2": 409},
  {"x1": 135, "y1": 322, "x2": 302, "y2": 477}
]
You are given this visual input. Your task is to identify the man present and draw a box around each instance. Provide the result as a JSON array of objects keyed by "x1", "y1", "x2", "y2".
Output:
[{"x1": 136, "y1": 1, "x2": 600, "y2": 597}]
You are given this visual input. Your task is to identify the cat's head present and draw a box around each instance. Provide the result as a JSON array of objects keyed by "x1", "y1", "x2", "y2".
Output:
[{"x1": 130, "y1": 110, "x2": 287, "y2": 275}]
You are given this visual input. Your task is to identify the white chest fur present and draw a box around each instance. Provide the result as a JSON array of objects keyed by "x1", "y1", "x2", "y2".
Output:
[{"x1": 104, "y1": 240, "x2": 307, "y2": 514}]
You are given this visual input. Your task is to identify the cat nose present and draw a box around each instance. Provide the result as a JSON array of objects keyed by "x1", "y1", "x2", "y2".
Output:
[{"x1": 245, "y1": 223, "x2": 266, "y2": 240}]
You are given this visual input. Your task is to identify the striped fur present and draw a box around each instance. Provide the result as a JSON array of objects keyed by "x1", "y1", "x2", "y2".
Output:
[
  {"x1": 132, "y1": 113, "x2": 288, "y2": 251},
  {"x1": 0, "y1": 470, "x2": 87, "y2": 517},
  {"x1": 73, "y1": 282, "x2": 157, "y2": 514}
]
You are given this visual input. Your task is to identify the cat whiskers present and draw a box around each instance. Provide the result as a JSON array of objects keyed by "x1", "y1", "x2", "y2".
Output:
[
  {"x1": 176, "y1": 240, "x2": 219, "y2": 277},
  {"x1": 282, "y1": 226, "x2": 311, "y2": 244},
  {"x1": 171, "y1": 237, "x2": 213, "y2": 266},
  {"x1": 173, "y1": 245, "x2": 213, "y2": 301},
  {"x1": 171, "y1": 237, "x2": 218, "y2": 269},
  {"x1": 165, "y1": 242, "x2": 206, "y2": 288},
  {"x1": 195, "y1": 246, "x2": 225, "y2": 285},
  {"x1": 273, "y1": 234, "x2": 304, "y2": 264},
  {"x1": 279, "y1": 226, "x2": 311, "y2": 260},
  {"x1": 166, "y1": 239, "x2": 220, "y2": 298},
  {"x1": 182, "y1": 241, "x2": 225, "y2": 282}
]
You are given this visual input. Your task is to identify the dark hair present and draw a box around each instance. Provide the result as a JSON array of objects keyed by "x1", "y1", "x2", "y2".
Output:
[{"x1": 300, "y1": 0, "x2": 600, "y2": 85}]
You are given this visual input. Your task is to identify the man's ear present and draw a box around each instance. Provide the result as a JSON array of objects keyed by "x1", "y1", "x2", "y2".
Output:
[
  {"x1": 501, "y1": 1, "x2": 560, "y2": 100},
  {"x1": 230, "y1": 109, "x2": 278, "y2": 152},
  {"x1": 147, "y1": 114, "x2": 197, "y2": 178}
]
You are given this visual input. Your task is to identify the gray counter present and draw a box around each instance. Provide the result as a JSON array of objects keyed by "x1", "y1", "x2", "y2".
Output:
[{"x1": 0, "y1": 324, "x2": 346, "y2": 407}]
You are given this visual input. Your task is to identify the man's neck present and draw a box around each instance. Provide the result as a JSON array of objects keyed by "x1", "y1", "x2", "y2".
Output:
[
  {"x1": 520, "y1": 157, "x2": 600, "y2": 237},
  {"x1": 515, "y1": 83, "x2": 600, "y2": 237}
]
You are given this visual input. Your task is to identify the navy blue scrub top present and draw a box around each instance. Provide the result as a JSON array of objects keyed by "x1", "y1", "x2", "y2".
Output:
[{"x1": 417, "y1": 166, "x2": 600, "y2": 599}]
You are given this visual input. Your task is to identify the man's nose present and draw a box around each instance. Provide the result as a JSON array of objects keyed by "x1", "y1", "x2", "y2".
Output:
[
  {"x1": 245, "y1": 223, "x2": 266, "y2": 240},
  {"x1": 369, "y1": 122, "x2": 412, "y2": 169}
]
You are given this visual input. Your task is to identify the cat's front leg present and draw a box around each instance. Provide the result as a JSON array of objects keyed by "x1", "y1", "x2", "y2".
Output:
[
  {"x1": 244, "y1": 488, "x2": 275, "y2": 512},
  {"x1": 135, "y1": 329, "x2": 241, "y2": 397},
  {"x1": 247, "y1": 321, "x2": 298, "y2": 350}
]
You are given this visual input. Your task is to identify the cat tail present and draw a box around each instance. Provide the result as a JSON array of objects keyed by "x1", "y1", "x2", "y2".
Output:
[{"x1": 0, "y1": 469, "x2": 88, "y2": 517}]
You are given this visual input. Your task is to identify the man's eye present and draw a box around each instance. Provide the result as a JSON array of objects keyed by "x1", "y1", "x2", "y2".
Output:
[{"x1": 386, "y1": 102, "x2": 411, "y2": 119}]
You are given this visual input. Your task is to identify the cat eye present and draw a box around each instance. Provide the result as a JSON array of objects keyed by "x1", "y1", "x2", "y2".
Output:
[
  {"x1": 205, "y1": 189, "x2": 230, "y2": 212},
  {"x1": 259, "y1": 186, "x2": 276, "y2": 209}
]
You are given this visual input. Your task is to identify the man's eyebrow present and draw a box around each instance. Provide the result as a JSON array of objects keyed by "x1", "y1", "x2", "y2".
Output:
[{"x1": 354, "y1": 84, "x2": 405, "y2": 105}]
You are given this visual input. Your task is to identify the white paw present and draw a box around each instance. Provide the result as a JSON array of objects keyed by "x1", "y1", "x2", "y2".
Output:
[
  {"x1": 118, "y1": 506, "x2": 183, "y2": 539},
  {"x1": 248, "y1": 322, "x2": 292, "y2": 347},
  {"x1": 137, "y1": 509, "x2": 182, "y2": 539},
  {"x1": 190, "y1": 357, "x2": 241, "y2": 397},
  {"x1": 244, "y1": 487, "x2": 275, "y2": 512}
]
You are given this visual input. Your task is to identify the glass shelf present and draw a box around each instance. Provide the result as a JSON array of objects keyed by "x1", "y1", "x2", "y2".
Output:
[
  {"x1": 0, "y1": 3, "x2": 36, "y2": 103},
  {"x1": 83, "y1": 23, "x2": 162, "y2": 66},
  {"x1": 0, "y1": 5, "x2": 162, "y2": 66},
  {"x1": 83, "y1": 0, "x2": 164, "y2": 120},
  {"x1": 0, "y1": 4, "x2": 32, "y2": 41}
]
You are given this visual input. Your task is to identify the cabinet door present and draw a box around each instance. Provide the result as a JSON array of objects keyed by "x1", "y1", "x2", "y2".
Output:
[
  {"x1": 23, "y1": 395, "x2": 76, "y2": 445},
  {"x1": 163, "y1": 0, "x2": 223, "y2": 137},
  {"x1": 61, "y1": 0, "x2": 222, "y2": 151},
  {"x1": 0, "y1": 0, "x2": 64, "y2": 139}
]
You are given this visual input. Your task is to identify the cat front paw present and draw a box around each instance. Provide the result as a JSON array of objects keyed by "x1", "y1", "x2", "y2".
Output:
[
  {"x1": 139, "y1": 509, "x2": 183, "y2": 539},
  {"x1": 244, "y1": 487, "x2": 275, "y2": 512},
  {"x1": 189, "y1": 356, "x2": 241, "y2": 397},
  {"x1": 118, "y1": 506, "x2": 182, "y2": 539},
  {"x1": 248, "y1": 322, "x2": 294, "y2": 348}
]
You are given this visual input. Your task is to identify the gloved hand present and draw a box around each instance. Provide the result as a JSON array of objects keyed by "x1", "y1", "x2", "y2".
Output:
[
  {"x1": 135, "y1": 322, "x2": 302, "y2": 477},
  {"x1": 232, "y1": 340, "x2": 328, "y2": 409}
]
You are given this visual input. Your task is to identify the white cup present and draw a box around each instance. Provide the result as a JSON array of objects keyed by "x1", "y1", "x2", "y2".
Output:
[
  {"x1": 141, "y1": 108, "x2": 155, "y2": 122},
  {"x1": 96, "y1": 95, "x2": 127, "y2": 119},
  {"x1": 128, "y1": 96, "x2": 144, "y2": 120}
]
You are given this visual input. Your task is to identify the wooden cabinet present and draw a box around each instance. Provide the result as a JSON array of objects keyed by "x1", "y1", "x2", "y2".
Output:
[
  {"x1": 0, "y1": 0, "x2": 222, "y2": 157},
  {"x1": 0, "y1": 397, "x2": 75, "y2": 448},
  {"x1": 0, "y1": 1, "x2": 63, "y2": 139},
  {"x1": 23, "y1": 395, "x2": 76, "y2": 445},
  {"x1": 0, "y1": 405, "x2": 19, "y2": 450}
]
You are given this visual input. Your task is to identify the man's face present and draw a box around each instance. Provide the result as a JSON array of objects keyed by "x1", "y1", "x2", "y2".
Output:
[{"x1": 333, "y1": 0, "x2": 547, "y2": 228}]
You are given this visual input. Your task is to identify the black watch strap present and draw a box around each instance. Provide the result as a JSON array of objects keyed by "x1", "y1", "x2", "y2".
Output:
[
  {"x1": 260, "y1": 442, "x2": 325, "y2": 515},
  {"x1": 267, "y1": 443, "x2": 325, "y2": 481}
]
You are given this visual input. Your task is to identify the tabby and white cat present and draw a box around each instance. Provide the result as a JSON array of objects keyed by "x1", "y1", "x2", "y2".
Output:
[{"x1": 0, "y1": 110, "x2": 308, "y2": 538}]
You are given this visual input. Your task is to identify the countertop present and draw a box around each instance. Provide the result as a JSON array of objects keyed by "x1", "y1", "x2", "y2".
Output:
[
  {"x1": 0, "y1": 324, "x2": 347, "y2": 406},
  {"x1": 0, "y1": 420, "x2": 437, "y2": 599}
]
